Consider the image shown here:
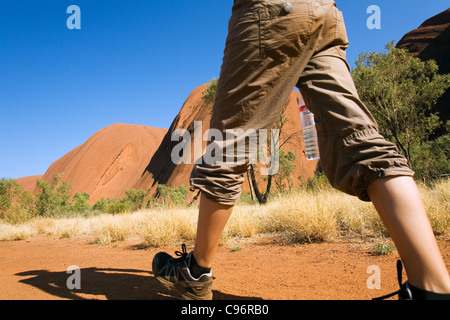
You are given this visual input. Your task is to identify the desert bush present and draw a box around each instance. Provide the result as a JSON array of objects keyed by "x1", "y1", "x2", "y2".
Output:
[
  {"x1": 0, "y1": 178, "x2": 37, "y2": 224},
  {"x1": 371, "y1": 242, "x2": 396, "y2": 256},
  {"x1": 236, "y1": 191, "x2": 259, "y2": 205},
  {"x1": 202, "y1": 78, "x2": 219, "y2": 104},
  {"x1": 35, "y1": 174, "x2": 73, "y2": 217},
  {"x1": 156, "y1": 184, "x2": 189, "y2": 207},
  {"x1": 352, "y1": 41, "x2": 450, "y2": 179},
  {"x1": 169, "y1": 185, "x2": 189, "y2": 206},
  {"x1": 0, "y1": 178, "x2": 18, "y2": 213},
  {"x1": 123, "y1": 188, "x2": 148, "y2": 211},
  {"x1": 92, "y1": 197, "x2": 116, "y2": 212},
  {"x1": 273, "y1": 150, "x2": 296, "y2": 193},
  {"x1": 105, "y1": 202, "x2": 131, "y2": 215},
  {"x1": 306, "y1": 171, "x2": 331, "y2": 192},
  {"x1": 72, "y1": 192, "x2": 91, "y2": 214},
  {"x1": 411, "y1": 122, "x2": 450, "y2": 182}
]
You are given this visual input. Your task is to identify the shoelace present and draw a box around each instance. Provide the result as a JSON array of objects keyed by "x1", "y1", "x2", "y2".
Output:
[
  {"x1": 373, "y1": 260, "x2": 412, "y2": 300},
  {"x1": 169, "y1": 244, "x2": 215, "y2": 281},
  {"x1": 171, "y1": 244, "x2": 188, "y2": 265}
]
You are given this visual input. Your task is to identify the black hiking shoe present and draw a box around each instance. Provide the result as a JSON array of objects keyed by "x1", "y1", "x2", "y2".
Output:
[
  {"x1": 152, "y1": 244, "x2": 213, "y2": 300},
  {"x1": 373, "y1": 260, "x2": 450, "y2": 300}
]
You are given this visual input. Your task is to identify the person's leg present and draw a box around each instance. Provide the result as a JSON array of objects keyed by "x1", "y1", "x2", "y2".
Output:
[
  {"x1": 193, "y1": 194, "x2": 234, "y2": 268},
  {"x1": 189, "y1": 0, "x2": 319, "y2": 267},
  {"x1": 295, "y1": 3, "x2": 449, "y2": 297},
  {"x1": 298, "y1": 47, "x2": 450, "y2": 297},
  {"x1": 153, "y1": 0, "x2": 319, "y2": 299},
  {"x1": 367, "y1": 176, "x2": 450, "y2": 294}
]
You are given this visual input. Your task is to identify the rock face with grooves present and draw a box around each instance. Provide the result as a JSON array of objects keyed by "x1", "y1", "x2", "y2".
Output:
[
  {"x1": 39, "y1": 123, "x2": 167, "y2": 204},
  {"x1": 397, "y1": 9, "x2": 450, "y2": 123}
]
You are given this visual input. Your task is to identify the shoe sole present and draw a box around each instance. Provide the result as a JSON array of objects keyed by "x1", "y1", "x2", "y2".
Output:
[{"x1": 155, "y1": 276, "x2": 213, "y2": 300}]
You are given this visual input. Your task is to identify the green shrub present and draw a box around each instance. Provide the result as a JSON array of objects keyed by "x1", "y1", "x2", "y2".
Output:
[
  {"x1": 371, "y1": 242, "x2": 396, "y2": 256},
  {"x1": 105, "y1": 202, "x2": 131, "y2": 214},
  {"x1": 202, "y1": 78, "x2": 219, "y2": 104},
  {"x1": 273, "y1": 150, "x2": 296, "y2": 192},
  {"x1": 352, "y1": 41, "x2": 450, "y2": 173},
  {"x1": 156, "y1": 184, "x2": 190, "y2": 207},
  {"x1": 411, "y1": 121, "x2": 450, "y2": 182},
  {"x1": 72, "y1": 192, "x2": 90, "y2": 213},
  {"x1": 170, "y1": 185, "x2": 189, "y2": 206},
  {"x1": 306, "y1": 172, "x2": 331, "y2": 191},
  {"x1": 0, "y1": 178, "x2": 37, "y2": 224},
  {"x1": 123, "y1": 188, "x2": 148, "y2": 211},
  {"x1": 35, "y1": 174, "x2": 72, "y2": 217},
  {"x1": 92, "y1": 197, "x2": 116, "y2": 212}
]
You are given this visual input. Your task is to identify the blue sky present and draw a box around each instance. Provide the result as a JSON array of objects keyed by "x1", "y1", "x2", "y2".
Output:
[{"x1": 1, "y1": 0, "x2": 449, "y2": 179}]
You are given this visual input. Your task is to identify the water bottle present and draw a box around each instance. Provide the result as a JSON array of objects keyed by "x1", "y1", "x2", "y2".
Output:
[{"x1": 299, "y1": 96, "x2": 320, "y2": 160}]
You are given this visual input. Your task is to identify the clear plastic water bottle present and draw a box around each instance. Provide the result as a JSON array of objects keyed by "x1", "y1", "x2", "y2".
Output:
[{"x1": 299, "y1": 96, "x2": 320, "y2": 160}]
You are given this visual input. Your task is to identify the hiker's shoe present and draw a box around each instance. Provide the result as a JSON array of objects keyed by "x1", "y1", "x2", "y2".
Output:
[
  {"x1": 152, "y1": 244, "x2": 213, "y2": 300},
  {"x1": 373, "y1": 260, "x2": 450, "y2": 300}
]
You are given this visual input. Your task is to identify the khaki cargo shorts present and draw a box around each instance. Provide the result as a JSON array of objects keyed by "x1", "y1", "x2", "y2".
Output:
[{"x1": 190, "y1": 0, "x2": 414, "y2": 205}]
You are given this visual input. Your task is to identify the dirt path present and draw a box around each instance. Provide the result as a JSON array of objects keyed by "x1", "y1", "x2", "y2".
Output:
[{"x1": 1, "y1": 235, "x2": 449, "y2": 300}]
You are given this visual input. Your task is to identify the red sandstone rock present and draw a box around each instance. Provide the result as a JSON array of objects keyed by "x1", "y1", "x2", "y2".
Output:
[
  {"x1": 397, "y1": 8, "x2": 450, "y2": 123},
  {"x1": 39, "y1": 123, "x2": 166, "y2": 204}
]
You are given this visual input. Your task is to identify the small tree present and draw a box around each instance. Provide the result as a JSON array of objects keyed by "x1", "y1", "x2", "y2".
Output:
[
  {"x1": 156, "y1": 184, "x2": 189, "y2": 207},
  {"x1": 352, "y1": 41, "x2": 450, "y2": 169},
  {"x1": 35, "y1": 173, "x2": 72, "y2": 217},
  {"x1": 0, "y1": 178, "x2": 19, "y2": 213},
  {"x1": 273, "y1": 150, "x2": 296, "y2": 192},
  {"x1": 92, "y1": 197, "x2": 116, "y2": 212},
  {"x1": 248, "y1": 110, "x2": 301, "y2": 203},
  {"x1": 202, "y1": 78, "x2": 219, "y2": 104},
  {"x1": 156, "y1": 184, "x2": 172, "y2": 206},
  {"x1": 0, "y1": 178, "x2": 36, "y2": 223},
  {"x1": 170, "y1": 185, "x2": 189, "y2": 206},
  {"x1": 105, "y1": 201, "x2": 131, "y2": 214},
  {"x1": 123, "y1": 188, "x2": 148, "y2": 211},
  {"x1": 72, "y1": 192, "x2": 91, "y2": 213},
  {"x1": 411, "y1": 121, "x2": 450, "y2": 181}
]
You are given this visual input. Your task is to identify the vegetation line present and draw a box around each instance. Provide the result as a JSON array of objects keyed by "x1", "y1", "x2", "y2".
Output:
[{"x1": 1, "y1": 177, "x2": 448, "y2": 253}]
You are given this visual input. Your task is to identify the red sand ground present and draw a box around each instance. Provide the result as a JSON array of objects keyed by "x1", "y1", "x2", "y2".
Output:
[{"x1": 1, "y1": 235, "x2": 448, "y2": 300}]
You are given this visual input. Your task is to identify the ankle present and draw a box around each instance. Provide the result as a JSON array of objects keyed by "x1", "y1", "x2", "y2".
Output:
[
  {"x1": 192, "y1": 250, "x2": 213, "y2": 269},
  {"x1": 190, "y1": 253, "x2": 211, "y2": 278}
]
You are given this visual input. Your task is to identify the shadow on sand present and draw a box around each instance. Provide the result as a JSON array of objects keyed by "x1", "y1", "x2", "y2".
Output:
[{"x1": 15, "y1": 268, "x2": 262, "y2": 300}]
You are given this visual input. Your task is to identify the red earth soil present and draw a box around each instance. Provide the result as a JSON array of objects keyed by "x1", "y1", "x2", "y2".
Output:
[{"x1": 1, "y1": 235, "x2": 448, "y2": 300}]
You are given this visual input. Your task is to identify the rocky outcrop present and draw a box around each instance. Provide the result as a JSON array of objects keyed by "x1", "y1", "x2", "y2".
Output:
[
  {"x1": 397, "y1": 8, "x2": 450, "y2": 123},
  {"x1": 38, "y1": 123, "x2": 167, "y2": 204}
]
